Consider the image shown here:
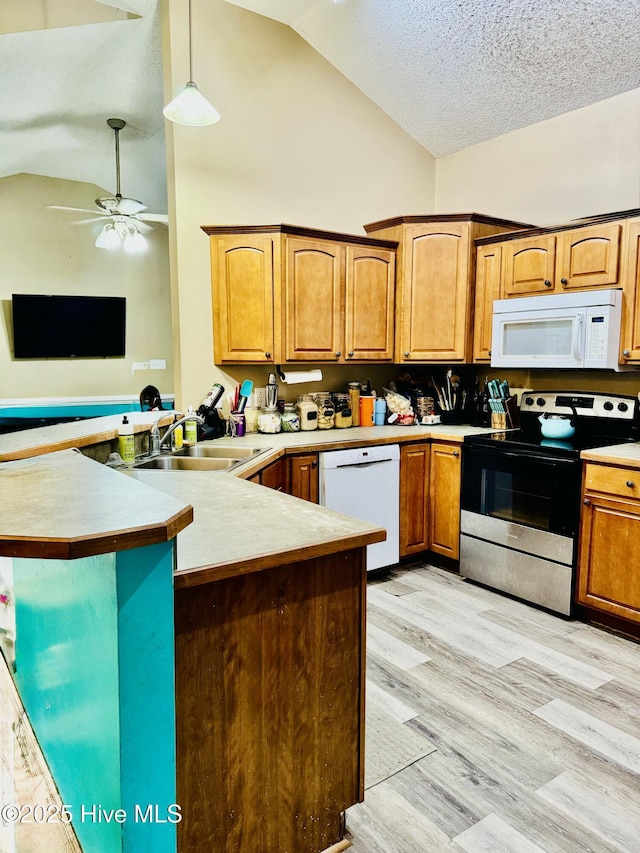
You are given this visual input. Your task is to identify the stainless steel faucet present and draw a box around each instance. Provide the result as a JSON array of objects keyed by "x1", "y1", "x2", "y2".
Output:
[{"x1": 149, "y1": 412, "x2": 205, "y2": 455}]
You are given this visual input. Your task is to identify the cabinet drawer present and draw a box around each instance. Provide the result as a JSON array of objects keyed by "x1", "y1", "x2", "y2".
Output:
[{"x1": 584, "y1": 463, "x2": 640, "y2": 499}]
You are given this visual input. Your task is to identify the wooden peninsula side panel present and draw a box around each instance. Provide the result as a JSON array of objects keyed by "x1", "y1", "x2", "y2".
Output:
[{"x1": 174, "y1": 547, "x2": 366, "y2": 853}]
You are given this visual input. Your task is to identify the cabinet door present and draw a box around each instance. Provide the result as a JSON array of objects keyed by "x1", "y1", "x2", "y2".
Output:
[
  {"x1": 288, "y1": 453, "x2": 319, "y2": 503},
  {"x1": 284, "y1": 238, "x2": 343, "y2": 361},
  {"x1": 399, "y1": 443, "x2": 430, "y2": 556},
  {"x1": 211, "y1": 235, "x2": 275, "y2": 363},
  {"x1": 259, "y1": 458, "x2": 288, "y2": 492},
  {"x1": 473, "y1": 243, "x2": 502, "y2": 362},
  {"x1": 428, "y1": 442, "x2": 462, "y2": 560},
  {"x1": 556, "y1": 223, "x2": 622, "y2": 290},
  {"x1": 344, "y1": 246, "x2": 395, "y2": 361},
  {"x1": 398, "y1": 224, "x2": 471, "y2": 362},
  {"x1": 620, "y1": 219, "x2": 640, "y2": 363},
  {"x1": 578, "y1": 490, "x2": 640, "y2": 624},
  {"x1": 503, "y1": 235, "x2": 556, "y2": 296}
]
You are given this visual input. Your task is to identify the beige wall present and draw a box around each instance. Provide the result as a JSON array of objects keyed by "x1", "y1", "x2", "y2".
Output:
[
  {"x1": 162, "y1": 0, "x2": 437, "y2": 409},
  {"x1": 435, "y1": 87, "x2": 640, "y2": 226},
  {"x1": 0, "y1": 173, "x2": 173, "y2": 400}
]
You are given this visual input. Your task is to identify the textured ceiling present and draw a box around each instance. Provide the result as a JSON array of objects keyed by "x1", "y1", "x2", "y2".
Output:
[
  {"x1": 0, "y1": 0, "x2": 167, "y2": 212},
  {"x1": 224, "y1": 0, "x2": 640, "y2": 157},
  {"x1": 2, "y1": 0, "x2": 640, "y2": 217}
]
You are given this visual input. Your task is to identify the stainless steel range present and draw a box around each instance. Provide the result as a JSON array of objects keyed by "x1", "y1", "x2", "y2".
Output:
[{"x1": 460, "y1": 391, "x2": 639, "y2": 616}]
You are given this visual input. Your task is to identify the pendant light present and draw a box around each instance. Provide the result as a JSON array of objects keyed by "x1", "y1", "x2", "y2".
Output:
[{"x1": 163, "y1": 0, "x2": 220, "y2": 126}]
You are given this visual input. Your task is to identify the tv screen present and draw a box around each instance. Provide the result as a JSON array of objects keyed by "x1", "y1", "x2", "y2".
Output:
[{"x1": 12, "y1": 294, "x2": 126, "y2": 359}]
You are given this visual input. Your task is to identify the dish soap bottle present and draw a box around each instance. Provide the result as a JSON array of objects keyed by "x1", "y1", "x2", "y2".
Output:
[
  {"x1": 118, "y1": 415, "x2": 135, "y2": 465},
  {"x1": 184, "y1": 406, "x2": 198, "y2": 446},
  {"x1": 171, "y1": 414, "x2": 183, "y2": 450}
]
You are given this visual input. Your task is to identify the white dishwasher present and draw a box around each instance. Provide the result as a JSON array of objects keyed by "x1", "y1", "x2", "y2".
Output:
[{"x1": 319, "y1": 444, "x2": 400, "y2": 572}]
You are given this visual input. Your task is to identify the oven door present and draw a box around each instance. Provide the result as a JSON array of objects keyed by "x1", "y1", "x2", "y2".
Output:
[{"x1": 461, "y1": 444, "x2": 581, "y2": 538}]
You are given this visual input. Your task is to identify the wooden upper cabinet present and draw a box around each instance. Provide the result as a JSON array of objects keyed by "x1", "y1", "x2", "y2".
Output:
[
  {"x1": 209, "y1": 234, "x2": 276, "y2": 363},
  {"x1": 285, "y1": 238, "x2": 343, "y2": 361},
  {"x1": 344, "y1": 246, "x2": 395, "y2": 361},
  {"x1": 503, "y1": 235, "x2": 557, "y2": 296},
  {"x1": 203, "y1": 224, "x2": 397, "y2": 365},
  {"x1": 473, "y1": 243, "x2": 503, "y2": 362},
  {"x1": 364, "y1": 214, "x2": 531, "y2": 363},
  {"x1": 621, "y1": 219, "x2": 640, "y2": 363},
  {"x1": 502, "y1": 223, "x2": 622, "y2": 297},
  {"x1": 556, "y1": 223, "x2": 622, "y2": 290}
]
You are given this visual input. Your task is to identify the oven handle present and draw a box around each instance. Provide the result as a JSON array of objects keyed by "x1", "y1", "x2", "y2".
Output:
[{"x1": 464, "y1": 445, "x2": 579, "y2": 468}]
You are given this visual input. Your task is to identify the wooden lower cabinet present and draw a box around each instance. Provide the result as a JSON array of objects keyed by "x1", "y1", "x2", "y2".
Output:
[
  {"x1": 577, "y1": 462, "x2": 640, "y2": 623},
  {"x1": 288, "y1": 452, "x2": 319, "y2": 502},
  {"x1": 251, "y1": 456, "x2": 288, "y2": 491},
  {"x1": 174, "y1": 548, "x2": 366, "y2": 853},
  {"x1": 399, "y1": 442, "x2": 430, "y2": 556},
  {"x1": 429, "y1": 442, "x2": 462, "y2": 560}
]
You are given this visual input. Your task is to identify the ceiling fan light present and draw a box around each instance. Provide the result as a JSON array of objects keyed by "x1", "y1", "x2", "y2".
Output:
[
  {"x1": 123, "y1": 228, "x2": 147, "y2": 254},
  {"x1": 95, "y1": 223, "x2": 120, "y2": 250},
  {"x1": 163, "y1": 81, "x2": 220, "y2": 126}
]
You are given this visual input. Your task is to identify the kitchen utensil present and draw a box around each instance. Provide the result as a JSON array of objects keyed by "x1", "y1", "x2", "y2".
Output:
[
  {"x1": 236, "y1": 379, "x2": 253, "y2": 413},
  {"x1": 265, "y1": 373, "x2": 278, "y2": 410},
  {"x1": 431, "y1": 376, "x2": 447, "y2": 411},
  {"x1": 538, "y1": 412, "x2": 576, "y2": 439}
]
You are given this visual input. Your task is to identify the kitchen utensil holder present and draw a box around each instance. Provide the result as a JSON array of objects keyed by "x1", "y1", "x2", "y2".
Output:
[{"x1": 490, "y1": 396, "x2": 519, "y2": 430}]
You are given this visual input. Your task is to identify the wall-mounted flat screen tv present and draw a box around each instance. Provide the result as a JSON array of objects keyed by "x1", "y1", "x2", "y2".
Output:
[{"x1": 12, "y1": 294, "x2": 126, "y2": 359}]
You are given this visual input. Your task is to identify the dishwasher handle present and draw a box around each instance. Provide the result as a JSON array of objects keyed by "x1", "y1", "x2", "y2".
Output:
[{"x1": 335, "y1": 458, "x2": 395, "y2": 470}]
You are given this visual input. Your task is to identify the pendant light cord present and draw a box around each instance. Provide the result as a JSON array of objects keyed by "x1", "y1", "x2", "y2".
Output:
[{"x1": 188, "y1": 0, "x2": 193, "y2": 83}]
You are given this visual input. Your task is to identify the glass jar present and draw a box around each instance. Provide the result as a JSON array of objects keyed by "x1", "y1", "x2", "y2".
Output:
[
  {"x1": 296, "y1": 394, "x2": 318, "y2": 431},
  {"x1": 332, "y1": 392, "x2": 352, "y2": 428},
  {"x1": 280, "y1": 402, "x2": 300, "y2": 432},
  {"x1": 257, "y1": 408, "x2": 281, "y2": 434},
  {"x1": 313, "y1": 393, "x2": 335, "y2": 429},
  {"x1": 348, "y1": 381, "x2": 360, "y2": 427}
]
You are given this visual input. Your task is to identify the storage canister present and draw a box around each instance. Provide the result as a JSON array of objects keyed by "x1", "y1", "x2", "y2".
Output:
[
  {"x1": 296, "y1": 395, "x2": 318, "y2": 431},
  {"x1": 332, "y1": 393, "x2": 352, "y2": 428},
  {"x1": 348, "y1": 382, "x2": 360, "y2": 427},
  {"x1": 314, "y1": 393, "x2": 335, "y2": 429},
  {"x1": 257, "y1": 408, "x2": 281, "y2": 433},
  {"x1": 280, "y1": 403, "x2": 300, "y2": 432}
]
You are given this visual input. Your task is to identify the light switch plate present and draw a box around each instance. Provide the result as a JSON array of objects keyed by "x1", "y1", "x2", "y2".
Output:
[
  {"x1": 132, "y1": 361, "x2": 149, "y2": 372},
  {"x1": 149, "y1": 359, "x2": 166, "y2": 370}
]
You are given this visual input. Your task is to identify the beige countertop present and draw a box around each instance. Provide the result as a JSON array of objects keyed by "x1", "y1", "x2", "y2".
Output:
[
  {"x1": 0, "y1": 449, "x2": 193, "y2": 559},
  {"x1": 128, "y1": 468, "x2": 385, "y2": 588},
  {"x1": 581, "y1": 443, "x2": 640, "y2": 469}
]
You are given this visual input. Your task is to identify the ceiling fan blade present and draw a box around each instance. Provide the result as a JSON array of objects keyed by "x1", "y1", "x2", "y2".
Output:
[
  {"x1": 137, "y1": 212, "x2": 169, "y2": 223},
  {"x1": 71, "y1": 217, "x2": 110, "y2": 225},
  {"x1": 48, "y1": 205, "x2": 109, "y2": 216},
  {"x1": 117, "y1": 197, "x2": 147, "y2": 216}
]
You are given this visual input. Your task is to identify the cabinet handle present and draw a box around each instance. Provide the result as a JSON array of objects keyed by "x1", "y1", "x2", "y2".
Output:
[
  {"x1": 623, "y1": 349, "x2": 631, "y2": 357},
  {"x1": 583, "y1": 498, "x2": 591, "y2": 506},
  {"x1": 544, "y1": 280, "x2": 553, "y2": 287},
  {"x1": 626, "y1": 480, "x2": 635, "y2": 489},
  {"x1": 488, "y1": 350, "x2": 492, "y2": 357},
  {"x1": 311, "y1": 460, "x2": 317, "y2": 469},
  {"x1": 404, "y1": 351, "x2": 410, "y2": 357},
  {"x1": 348, "y1": 351, "x2": 354, "y2": 358},
  {"x1": 453, "y1": 450, "x2": 460, "y2": 458},
  {"x1": 335, "y1": 351, "x2": 342, "y2": 358},
  {"x1": 265, "y1": 351, "x2": 271, "y2": 359},
  {"x1": 560, "y1": 277, "x2": 568, "y2": 286}
]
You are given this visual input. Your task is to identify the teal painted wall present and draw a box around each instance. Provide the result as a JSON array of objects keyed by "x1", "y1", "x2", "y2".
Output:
[{"x1": 13, "y1": 541, "x2": 177, "y2": 853}]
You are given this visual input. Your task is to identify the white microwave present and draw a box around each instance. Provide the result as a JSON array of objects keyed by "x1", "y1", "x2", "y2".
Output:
[{"x1": 491, "y1": 289, "x2": 633, "y2": 371}]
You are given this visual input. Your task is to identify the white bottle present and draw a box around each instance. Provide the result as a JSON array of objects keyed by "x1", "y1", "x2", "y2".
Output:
[
  {"x1": 184, "y1": 406, "x2": 198, "y2": 446},
  {"x1": 118, "y1": 415, "x2": 135, "y2": 465}
]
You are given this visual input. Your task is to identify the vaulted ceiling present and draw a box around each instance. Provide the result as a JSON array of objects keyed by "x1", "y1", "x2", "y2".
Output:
[{"x1": 2, "y1": 0, "x2": 639, "y2": 215}]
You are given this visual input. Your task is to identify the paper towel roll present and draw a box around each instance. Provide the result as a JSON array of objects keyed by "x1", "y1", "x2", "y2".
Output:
[{"x1": 280, "y1": 369, "x2": 323, "y2": 385}]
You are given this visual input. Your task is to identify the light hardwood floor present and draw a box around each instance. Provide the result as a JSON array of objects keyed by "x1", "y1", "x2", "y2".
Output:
[{"x1": 346, "y1": 564, "x2": 640, "y2": 853}]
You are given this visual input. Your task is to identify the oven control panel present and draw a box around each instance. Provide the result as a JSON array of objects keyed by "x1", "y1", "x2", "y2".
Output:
[{"x1": 520, "y1": 391, "x2": 638, "y2": 420}]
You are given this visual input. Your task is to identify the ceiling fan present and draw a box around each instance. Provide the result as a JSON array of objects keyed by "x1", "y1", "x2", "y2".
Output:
[{"x1": 49, "y1": 118, "x2": 168, "y2": 252}]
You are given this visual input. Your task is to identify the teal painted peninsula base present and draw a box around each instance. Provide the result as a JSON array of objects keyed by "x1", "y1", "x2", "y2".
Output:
[{"x1": 12, "y1": 541, "x2": 177, "y2": 853}]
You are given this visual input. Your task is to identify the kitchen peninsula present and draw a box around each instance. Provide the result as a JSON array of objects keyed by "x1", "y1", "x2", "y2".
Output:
[{"x1": 0, "y1": 420, "x2": 387, "y2": 853}]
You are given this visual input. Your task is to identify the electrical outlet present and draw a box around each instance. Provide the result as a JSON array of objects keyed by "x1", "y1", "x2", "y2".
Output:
[
  {"x1": 149, "y1": 359, "x2": 166, "y2": 370},
  {"x1": 132, "y1": 361, "x2": 149, "y2": 372},
  {"x1": 254, "y1": 387, "x2": 266, "y2": 408}
]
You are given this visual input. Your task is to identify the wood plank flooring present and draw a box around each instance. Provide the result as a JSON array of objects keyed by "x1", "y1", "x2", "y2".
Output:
[{"x1": 346, "y1": 564, "x2": 640, "y2": 852}]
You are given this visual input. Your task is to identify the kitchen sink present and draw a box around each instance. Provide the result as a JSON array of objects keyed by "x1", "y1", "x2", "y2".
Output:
[
  {"x1": 133, "y1": 444, "x2": 268, "y2": 472},
  {"x1": 176, "y1": 445, "x2": 265, "y2": 460},
  {"x1": 134, "y1": 456, "x2": 240, "y2": 472}
]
